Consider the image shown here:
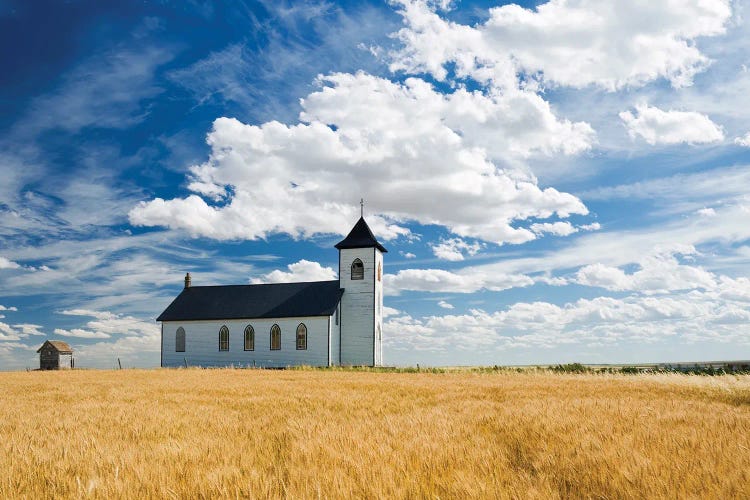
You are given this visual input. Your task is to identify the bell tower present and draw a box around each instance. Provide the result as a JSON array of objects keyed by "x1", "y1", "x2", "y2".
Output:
[{"x1": 335, "y1": 209, "x2": 386, "y2": 366}]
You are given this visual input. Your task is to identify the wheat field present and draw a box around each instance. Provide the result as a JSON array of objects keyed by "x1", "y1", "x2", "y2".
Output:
[{"x1": 0, "y1": 369, "x2": 748, "y2": 499}]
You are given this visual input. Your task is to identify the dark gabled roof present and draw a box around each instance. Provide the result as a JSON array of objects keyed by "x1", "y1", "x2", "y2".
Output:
[
  {"x1": 335, "y1": 217, "x2": 388, "y2": 253},
  {"x1": 37, "y1": 340, "x2": 73, "y2": 353},
  {"x1": 157, "y1": 280, "x2": 344, "y2": 322}
]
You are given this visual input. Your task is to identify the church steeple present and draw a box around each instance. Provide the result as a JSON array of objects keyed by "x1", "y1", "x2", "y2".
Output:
[
  {"x1": 336, "y1": 212, "x2": 386, "y2": 367},
  {"x1": 335, "y1": 217, "x2": 388, "y2": 253}
]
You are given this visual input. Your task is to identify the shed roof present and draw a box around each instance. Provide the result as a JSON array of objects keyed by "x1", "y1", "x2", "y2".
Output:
[
  {"x1": 157, "y1": 280, "x2": 344, "y2": 322},
  {"x1": 335, "y1": 217, "x2": 387, "y2": 253},
  {"x1": 37, "y1": 340, "x2": 73, "y2": 353}
]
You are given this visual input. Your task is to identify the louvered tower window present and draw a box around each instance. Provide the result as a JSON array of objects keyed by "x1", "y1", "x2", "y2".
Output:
[{"x1": 351, "y1": 259, "x2": 364, "y2": 280}]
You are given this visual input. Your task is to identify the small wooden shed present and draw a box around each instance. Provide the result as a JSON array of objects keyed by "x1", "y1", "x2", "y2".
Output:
[{"x1": 37, "y1": 340, "x2": 73, "y2": 370}]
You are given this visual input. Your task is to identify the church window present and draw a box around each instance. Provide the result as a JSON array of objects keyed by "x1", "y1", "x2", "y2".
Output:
[
  {"x1": 219, "y1": 326, "x2": 229, "y2": 351},
  {"x1": 351, "y1": 259, "x2": 364, "y2": 280},
  {"x1": 296, "y1": 323, "x2": 307, "y2": 350},
  {"x1": 175, "y1": 327, "x2": 185, "y2": 352},
  {"x1": 270, "y1": 324, "x2": 281, "y2": 350},
  {"x1": 244, "y1": 325, "x2": 254, "y2": 351},
  {"x1": 378, "y1": 262, "x2": 381, "y2": 282}
]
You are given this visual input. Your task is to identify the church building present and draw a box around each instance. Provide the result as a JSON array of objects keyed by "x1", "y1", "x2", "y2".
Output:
[{"x1": 157, "y1": 216, "x2": 385, "y2": 368}]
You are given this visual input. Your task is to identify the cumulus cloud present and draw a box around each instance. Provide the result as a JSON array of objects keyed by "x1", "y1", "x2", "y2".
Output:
[
  {"x1": 390, "y1": 0, "x2": 730, "y2": 91},
  {"x1": 400, "y1": 251, "x2": 416, "y2": 259},
  {"x1": 530, "y1": 221, "x2": 577, "y2": 237},
  {"x1": 50, "y1": 309, "x2": 161, "y2": 367},
  {"x1": 0, "y1": 306, "x2": 43, "y2": 342},
  {"x1": 250, "y1": 260, "x2": 337, "y2": 284},
  {"x1": 54, "y1": 327, "x2": 111, "y2": 339},
  {"x1": 59, "y1": 309, "x2": 159, "y2": 338},
  {"x1": 528, "y1": 221, "x2": 601, "y2": 237},
  {"x1": 385, "y1": 267, "x2": 534, "y2": 294},
  {"x1": 383, "y1": 306, "x2": 402, "y2": 318},
  {"x1": 0, "y1": 257, "x2": 21, "y2": 270},
  {"x1": 579, "y1": 222, "x2": 601, "y2": 231},
  {"x1": 575, "y1": 245, "x2": 716, "y2": 294},
  {"x1": 130, "y1": 72, "x2": 592, "y2": 245},
  {"x1": 619, "y1": 104, "x2": 724, "y2": 145},
  {"x1": 735, "y1": 132, "x2": 750, "y2": 147},
  {"x1": 13, "y1": 324, "x2": 44, "y2": 336},
  {"x1": 431, "y1": 238, "x2": 483, "y2": 261},
  {"x1": 0, "y1": 316, "x2": 44, "y2": 341},
  {"x1": 437, "y1": 300, "x2": 454, "y2": 309},
  {"x1": 696, "y1": 207, "x2": 717, "y2": 217},
  {"x1": 385, "y1": 277, "x2": 750, "y2": 353}
]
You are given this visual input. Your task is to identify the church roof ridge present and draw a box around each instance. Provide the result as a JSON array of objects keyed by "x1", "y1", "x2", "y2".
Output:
[
  {"x1": 335, "y1": 217, "x2": 388, "y2": 253},
  {"x1": 185, "y1": 279, "x2": 339, "y2": 289},
  {"x1": 157, "y1": 280, "x2": 343, "y2": 322}
]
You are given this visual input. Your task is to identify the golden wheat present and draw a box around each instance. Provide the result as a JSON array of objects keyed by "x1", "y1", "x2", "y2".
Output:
[{"x1": 0, "y1": 369, "x2": 748, "y2": 499}]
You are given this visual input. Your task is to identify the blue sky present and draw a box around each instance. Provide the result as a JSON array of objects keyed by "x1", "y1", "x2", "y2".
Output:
[{"x1": 1, "y1": 0, "x2": 749, "y2": 369}]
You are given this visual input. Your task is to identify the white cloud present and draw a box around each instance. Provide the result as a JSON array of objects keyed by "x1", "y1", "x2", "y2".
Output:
[
  {"x1": 390, "y1": 0, "x2": 731, "y2": 91},
  {"x1": 400, "y1": 251, "x2": 416, "y2": 259},
  {"x1": 0, "y1": 311, "x2": 44, "y2": 341},
  {"x1": 582, "y1": 165, "x2": 750, "y2": 202},
  {"x1": 13, "y1": 324, "x2": 44, "y2": 336},
  {"x1": 250, "y1": 260, "x2": 337, "y2": 284},
  {"x1": 0, "y1": 323, "x2": 22, "y2": 341},
  {"x1": 735, "y1": 132, "x2": 750, "y2": 147},
  {"x1": 619, "y1": 104, "x2": 725, "y2": 145},
  {"x1": 530, "y1": 221, "x2": 577, "y2": 237},
  {"x1": 696, "y1": 207, "x2": 717, "y2": 217},
  {"x1": 54, "y1": 328, "x2": 111, "y2": 339},
  {"x1": 385, "y1": 267, "x2": 534, "y2": 294},
  {"x1": 47, "y1": 309, "x2": 161, "y2": 368},
  {"x1": 385, "y1": 278, "x2": 750, "y2": 354},
  {"x1": 130, "y1": 72, "x2": 591, "y2": 245},
  {"x1": 61, "y1": 309, "x2": 117, "y2": 320},
  {"x1": 57, "y1": 309, "x2": 159, "y2": 338},
  {"x1": 383, "y1": 306, "x2": 402, "y2": 318},
  {"x1": 579, "y1": 222, "x2": 601, "y2": 231},
  {"x1": 575, "y1": 245, "x2": 716, "y2": 294},
  {"x1": 0, "y1": 257, "x2": 20, "y2": 270},
  {"x1": 437, "y1": 300, "x2": 454, "y2": 309},
  {"x1": 431, "y1": 238, "x2": 482, "y2": 261}
]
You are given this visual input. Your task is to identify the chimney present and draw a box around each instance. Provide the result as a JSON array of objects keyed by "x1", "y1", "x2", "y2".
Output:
[{"x1": 184, "y1": 272, "x2": 192, "y2": 289}]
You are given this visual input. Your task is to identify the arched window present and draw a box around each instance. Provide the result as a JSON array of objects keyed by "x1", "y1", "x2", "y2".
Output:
[
  {"x1": 244, "y1": 325, "x2": 254, "y2": 351},
  {"x1": 351, "y1": 258, "x2": 364, "y2": 280},
  {"x1": 296, "y1": 323, "x2": 307, "y2": 350},
  {"x1": 175, "y1": 327, "x2": 185, "y2": 352},
  {"x1": 377, "y1": 262, "x2": 382, "y2": 282},
  {"x1": 270, "y1": 324, "x2": 281, "y2": 350},
  {"x1": 219, "y1": 325, "x2": 229, "y2": 351}
]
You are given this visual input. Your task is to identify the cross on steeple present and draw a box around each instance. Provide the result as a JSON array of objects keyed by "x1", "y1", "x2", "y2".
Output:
[{"x1": 360, "y1": 198, "x2": 364, "y2": 218}]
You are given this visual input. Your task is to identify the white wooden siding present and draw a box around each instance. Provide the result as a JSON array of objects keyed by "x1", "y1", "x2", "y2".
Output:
[
  {"x1": 339, "y1": 247, "x2": 376, "y2": 366},
  {"x1": 162, "y1": 316, "x2": 332, "y2": 368},
  {"x1": 58, "y1": 353, "x2": 72, "y2": 370},
  {"x1": 374, "y1": 250, "x2": 383, "y2": 366},
  {"x1": 331, "y1": 303, "x2": 341, "y2": 365}
]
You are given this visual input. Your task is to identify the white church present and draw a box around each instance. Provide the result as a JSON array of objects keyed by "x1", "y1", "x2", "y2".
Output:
[{"x1": 158, "y1": 216, "x2": 385, "y2": 368}]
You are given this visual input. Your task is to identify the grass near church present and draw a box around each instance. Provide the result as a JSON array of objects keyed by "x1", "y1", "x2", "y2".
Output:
[{"x1": 1, "y1": 369, "x2": 749, "y2": 498}]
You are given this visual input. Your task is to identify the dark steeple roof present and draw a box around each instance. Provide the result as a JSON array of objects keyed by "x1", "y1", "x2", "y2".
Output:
[
  {"x1": 335, "y1": 217, "x2": 388, "y2": 253},
  {"x1": 157, "y1": 280, "x2": 343, "y2": 322}
]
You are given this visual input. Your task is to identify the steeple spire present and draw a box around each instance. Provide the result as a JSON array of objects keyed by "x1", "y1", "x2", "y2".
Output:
[
  {"x1": 360, "y1": 198, "x2": 364, "y2": 218},
  {"x1": 335, "y1": 214, "x2": 388, "y2": 253}
]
